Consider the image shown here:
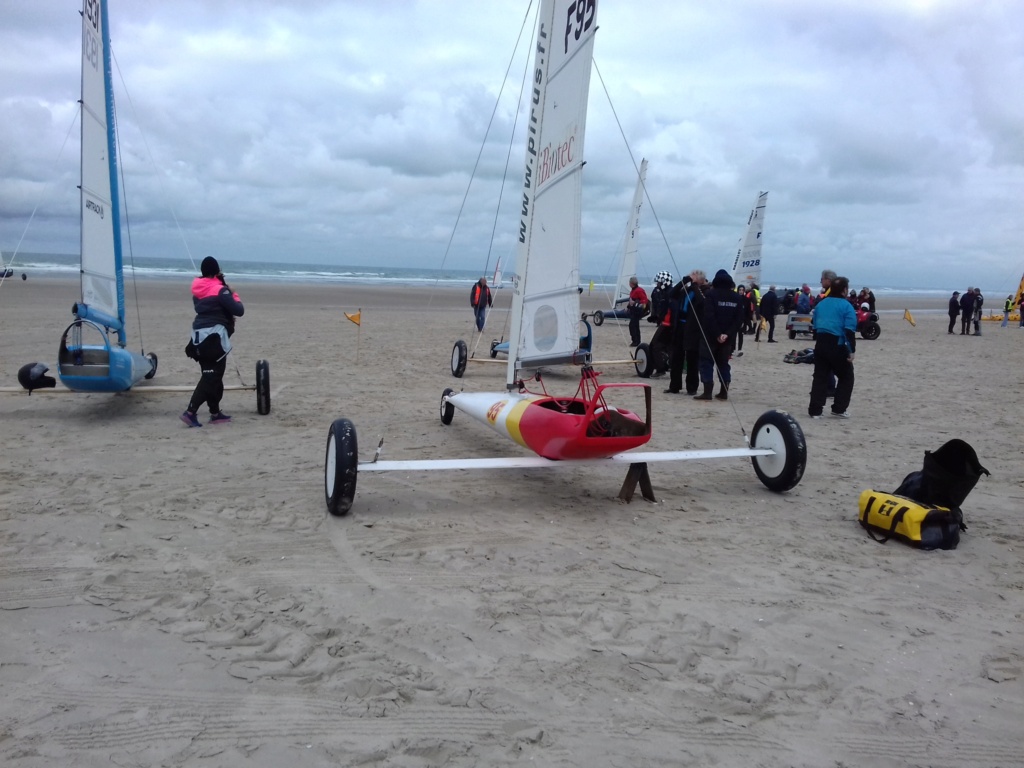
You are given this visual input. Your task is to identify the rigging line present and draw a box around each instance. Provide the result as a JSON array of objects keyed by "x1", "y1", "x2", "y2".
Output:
[
  {"x1": 428, "y1": 0, "x2": 536, "y2": 309},
  {"x1": 111, "y1": 50, "x2": 198, "y2": 274},
  {"x1": 111, "y1": 90, "x2": 147, "y2": 353},
  {"x1": 593, "y1": 61, "x2": 680, "y2": 282},
  {"x1": 592, "y1": 63, "x2": 750, "y2": 439},
  {"x1": 0, "y1": 104, "x2": 81, "y2": 296},
  {"x1": 483, "y1": 5, "x2": 536, "y2": 289}
]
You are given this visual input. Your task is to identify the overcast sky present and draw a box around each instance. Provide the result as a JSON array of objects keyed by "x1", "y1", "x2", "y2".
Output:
[{"x1": 2, "y1": 0, "x2": 1022, "y2": 291}]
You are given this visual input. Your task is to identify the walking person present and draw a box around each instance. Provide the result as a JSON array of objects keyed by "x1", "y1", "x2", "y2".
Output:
[
  {"x1": 947, "y1": 291, "x2": 960, "y2": 334},
  {"x1": 758, "y1": 285, "x2": 779, "y2": 342},
  {"x1": 808, "y1": 276, "x2": 857, "y2": 419},
  {"x1": 694, "y1": 269, "x2": 743, "y2": 401},
  {"x1": 181, "y1": 257, "x2": 244, "y2": 428},
  {"x1": 626, "y1": 276, "x2": 649, "y2": 347},
  {"x1": 470, "y1": 277, "x2": 492, "y2": 332}
]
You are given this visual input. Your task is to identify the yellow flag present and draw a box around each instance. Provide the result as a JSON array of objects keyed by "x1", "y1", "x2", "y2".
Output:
[
  {"x1": 588, "y1": 280, "x2": 594, "y2": 294},
  {"x1": 903, "y1": 309, "x2": 916, "y2": 327},
  {"x1": 344, "y1": 311, "x2": 361, "y2": 326}
]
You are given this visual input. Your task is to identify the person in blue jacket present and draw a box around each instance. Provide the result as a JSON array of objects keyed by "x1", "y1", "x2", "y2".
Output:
[{"x1": 808, "y1": 276, "x2": 857, "y2": 418}]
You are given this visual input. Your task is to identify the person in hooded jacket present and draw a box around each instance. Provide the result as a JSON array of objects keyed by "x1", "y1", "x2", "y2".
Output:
[
  {"x1": 181, "y1": 257, "x2": 245, "y2": 427},
  {"x1": 695, "y1": 269, "x2": 744, "y2": 401}
]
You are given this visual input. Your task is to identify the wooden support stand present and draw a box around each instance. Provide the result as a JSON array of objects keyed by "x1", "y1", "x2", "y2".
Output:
[{"x1": 618, "y1": 462, "x2": 656, "y2": 503}]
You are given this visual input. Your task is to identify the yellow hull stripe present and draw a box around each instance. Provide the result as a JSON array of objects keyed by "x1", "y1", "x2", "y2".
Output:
[{"x1": 504, "y1": 398, "x2": 534, "y2": 450}]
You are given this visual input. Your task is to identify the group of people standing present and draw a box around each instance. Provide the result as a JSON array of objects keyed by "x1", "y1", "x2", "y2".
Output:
[
  {"x1": 947, "y1": 287, "x2": 985, "y2": 335},
  {"x1": 641, "y1": 269, "x2": 777, "y2": 401}
]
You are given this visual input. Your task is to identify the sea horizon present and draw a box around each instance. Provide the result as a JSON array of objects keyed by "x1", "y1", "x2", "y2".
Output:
[{"x1": 1, "y1": 251, "x2": 963, "y2": 298}]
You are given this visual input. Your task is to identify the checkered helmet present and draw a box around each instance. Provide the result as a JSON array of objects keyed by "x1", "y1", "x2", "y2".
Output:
[{"x1": 655, "y1": 270, "x2": 672, "y2": 288}]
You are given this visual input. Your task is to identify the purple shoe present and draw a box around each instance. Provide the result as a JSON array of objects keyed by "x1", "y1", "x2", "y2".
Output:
[{"x1": 180, "y1": 411, "x2": 202, "y2": 428}]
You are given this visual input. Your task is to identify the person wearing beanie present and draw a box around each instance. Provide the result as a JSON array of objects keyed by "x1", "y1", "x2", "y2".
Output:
[
  {"x1": 180, "y1": 257, "x2": 244, "y2": 428},
  {"x1": 947, "y1": 290, "x2": 961, "y2": 334},
  {"x1": 694, "y1": 269, "x2": 744, "y2": 401}
]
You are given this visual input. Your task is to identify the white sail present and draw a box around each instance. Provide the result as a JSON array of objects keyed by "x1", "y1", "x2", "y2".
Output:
[
  {"x1": 506, "y1": 0, "x2": 598, "y2": 387},
  {"x1": 612, "y1": 158, "x2": 647, "y2": 309},
  {"x1": 79, "y1": 0, "x2": 124, "y2": 334},
  {"x1": 731, "y1": 191, "x2": 768, "y2": 287}
]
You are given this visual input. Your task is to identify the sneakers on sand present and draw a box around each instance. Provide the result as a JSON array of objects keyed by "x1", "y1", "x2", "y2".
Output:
[
  {"x1": 179, "y1": 411, "x2": 202, "y2": 428},
  {"x1": 831, "y1": 411, "x2": 851, "y2": 419},
  {"x1": 209, "y1": 412, "x2": 232, "y2": 424}
]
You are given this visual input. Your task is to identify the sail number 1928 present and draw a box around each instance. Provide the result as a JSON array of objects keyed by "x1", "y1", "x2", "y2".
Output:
[
  {"x1": 740, "y1": 259, "x2": 760, "y2": 269},
  {"x1": 564, "y1": 0, "x2": 596, "y2": 54}
]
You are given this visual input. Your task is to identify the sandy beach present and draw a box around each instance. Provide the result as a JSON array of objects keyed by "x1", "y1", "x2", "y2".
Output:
[{"x1": 1, "y1": 276, "x2": 1021, "y2": 767}]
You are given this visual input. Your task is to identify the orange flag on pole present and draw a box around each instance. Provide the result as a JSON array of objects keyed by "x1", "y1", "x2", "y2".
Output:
[
  {"x1": 344, "y1": 310, "x2": 361, "y2": 326},
  {"x1": 903, "y1": 309, "x2": 916, "y2": 327}
]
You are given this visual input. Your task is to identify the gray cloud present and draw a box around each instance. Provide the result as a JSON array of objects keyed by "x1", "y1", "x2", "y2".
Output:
[{"x1": 1, "y1": 0, "x2": 1022, "y2": 290}]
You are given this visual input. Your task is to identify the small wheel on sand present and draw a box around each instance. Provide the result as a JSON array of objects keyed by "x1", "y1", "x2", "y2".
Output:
[
  {"x1": 632, "y1": 343, "x2": 653, "y2": 378},
  {"x1": 440, "y1": 387, "x2": 456, "y2": 425},
  {"x1": 592, "y1": 310, "x2": 604, "y2": 327},
  {"x1": 144, "y1": 352, "x2": 158, "y2": 380},
  {"x1": 451, "y1": 340, "x2": 468, "y2": 378},
  {"x1": 256, "y1": 359, "x2": 271, "y2": 415},
  {"x1": 750, "y1": 410, "x2": 806, "y2": 492},
  {"x1": 325, "y1": 418, "x2": 358, "y2": 516}
]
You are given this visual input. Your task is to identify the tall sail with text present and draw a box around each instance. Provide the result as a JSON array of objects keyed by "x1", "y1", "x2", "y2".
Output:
[
  {"x1": 506, "y1": 0, "x2": 598, "y2": 387},
  {"x1": 731, "y1": 191, "x2": 768, "y2": 287},
  {"x1": 79, "y1": 0, "x2": 126, "y2": 342}
]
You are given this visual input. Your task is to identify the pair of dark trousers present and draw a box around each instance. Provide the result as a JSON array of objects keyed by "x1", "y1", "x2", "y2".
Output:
[
  {"x1": 188, "y1": 335, "x2": 228, "y2": 414},
  {"x1": 947, "y1": 313, "x2": 958, "y2": 333},
  {"x1": 628, "y1": 313, "x2": 642, "y2": 346},
  {"x1": 698, "y1": 341, "x2": 731, "y2": 386},
  {"x1": 808, "y1": 334, "x2": 854, "y2": 415}
]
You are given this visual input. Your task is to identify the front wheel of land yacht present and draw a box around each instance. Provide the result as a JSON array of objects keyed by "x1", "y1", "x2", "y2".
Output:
[
  {"x1": 325, "y1": 418, "x2": 358, "y2": 516},
  {"x1": 451, "y1": 340, "x2": 468, "y2": 378},
  {"x1": 440, "y1": 387, "x2": 455, "y2": 425},
  {"x1": 592, "y1": 311, "x2": 604, "y2": 327},
  {"x1": 750, "y1": 410, "x2": 806, "y2": 492},
  {"x1": 256, "y1": 359, "x2": 271, "y2": 415},
  {"x1": 144, "y1": 352, "x2": 158, "y2": 379},
  {"x1": 632, "y1": 343, "x2": 653, "y2": 378},
  {"x1": 489, "y1": 340, "x2": 499, "y2": 359}
]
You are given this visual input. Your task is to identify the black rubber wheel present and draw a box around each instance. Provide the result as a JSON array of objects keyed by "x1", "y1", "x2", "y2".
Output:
[
  {"x1": 451, "y1": 340, "x2": 468, "y2": 378},
  {"x1": 750, "y1": 410, "x2": 806, "y2": 492},
  {"x1": 788, "y1": 328, "x2": 797, "y2": 340},
  {"x1": 440, "y1": 387, "x2": 455, "y2": 425},
  {"x1": 144, "y1": 352, "x2": 158, "y2": 379},
  {"x1": 325, "y1": 418, "x2": 358, "y2": 516},
  {"x1": 489, "y1": 340, "x2": 499, "y2": 359},
  {"x1": 633, "y1": 342, "x2": 653, "y2": 378},
  {"x1": 256, "y1": 359, "x2": 271, "y2": 415},
  {"x1": 861, "y1": 322, "x2": 881, "y2": 341},
  {"x1": 592, "y1": 310, "x2": 604, "y2": 327}
]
